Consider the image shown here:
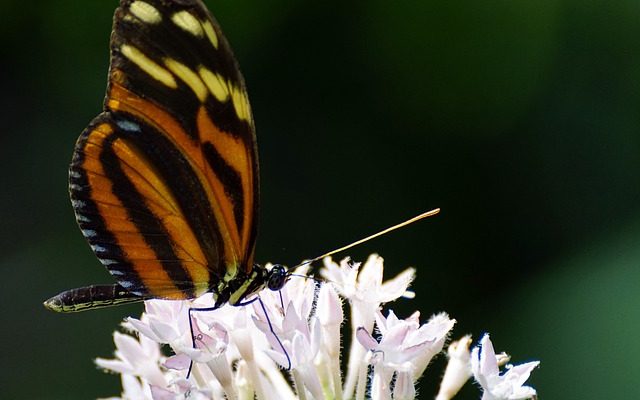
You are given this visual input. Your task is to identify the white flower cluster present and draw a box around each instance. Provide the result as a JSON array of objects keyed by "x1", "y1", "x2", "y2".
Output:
[{"x1": 97, "y1": 254, "x2": 539, "y2": 400}]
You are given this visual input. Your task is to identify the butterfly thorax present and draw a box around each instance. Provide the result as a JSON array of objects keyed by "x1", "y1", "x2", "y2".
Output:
[{"x1": 216, "y1": 264, "x2": 287, "y2": 307}]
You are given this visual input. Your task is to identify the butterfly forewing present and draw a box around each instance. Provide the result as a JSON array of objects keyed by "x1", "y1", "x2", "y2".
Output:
[{"x1": 69, "y1": 0, "x2": 259, "y2": 300}]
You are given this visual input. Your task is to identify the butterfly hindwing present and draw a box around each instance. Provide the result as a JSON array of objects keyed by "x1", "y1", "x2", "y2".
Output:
[{"x1": 69, "y1": 0, "x2": 259, "y2": 300}]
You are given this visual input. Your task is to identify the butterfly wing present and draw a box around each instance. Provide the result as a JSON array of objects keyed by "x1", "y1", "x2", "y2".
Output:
[{"x1": 69, "y1": 0, "x2": 259, "y2": 299}]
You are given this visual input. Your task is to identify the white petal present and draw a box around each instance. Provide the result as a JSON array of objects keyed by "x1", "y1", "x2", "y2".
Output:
[
  {"x1": 318, "y1": 284, "x2": 343, "y2": 325},
  {"x1": 436, "y1": 335, "x2": 472, "y2": 400},
  {"x1": 127, "y1": 318, "x2": 164, "y2": 343},
  {"x1": 478, "y1": 334, "x2": 500, "y2": 377},
  {"x1": 95, "y1": 358, "x2": 134, "y2": 375},
  {"x1": 356, "y1": 327, "x2": 378, "y2": 351},
  {"x1": 378, "y1": 267, "x2": 416, "y2": 303},
  {"x1": 393, "y1": 370, "x2": 416, "y2": 400}
]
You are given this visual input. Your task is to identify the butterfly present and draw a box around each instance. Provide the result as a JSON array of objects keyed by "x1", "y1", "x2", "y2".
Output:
[
  {"x1": 44, "y1": 0, "x2": 292, "y2": 313},
  {"x1": 44, "y1": 0, "x2": 439, "y2": 315}
]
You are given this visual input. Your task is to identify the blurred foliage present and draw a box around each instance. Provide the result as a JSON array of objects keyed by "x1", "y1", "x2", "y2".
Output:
[{"x1": 1, "y1": 0, "x2": 639, "y2": 398}]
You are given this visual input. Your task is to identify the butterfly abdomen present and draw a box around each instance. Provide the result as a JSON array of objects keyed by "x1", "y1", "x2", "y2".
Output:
[{"x1": 44, "y1": 284, "x2": 146, "y2": 313}]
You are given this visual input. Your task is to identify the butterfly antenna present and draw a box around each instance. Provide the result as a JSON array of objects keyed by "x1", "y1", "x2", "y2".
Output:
[{"x1": 292, "y1": 208, "x2": 440, "y2": 269}]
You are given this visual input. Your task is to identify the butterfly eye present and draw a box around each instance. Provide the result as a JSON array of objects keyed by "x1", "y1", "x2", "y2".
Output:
[{"x1": 267, "y1": 264, "x2": 287, "y2": 291}]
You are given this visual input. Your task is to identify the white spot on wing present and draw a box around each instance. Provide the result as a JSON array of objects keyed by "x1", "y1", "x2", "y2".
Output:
[
  {"x1": 116, "y1": 119, "x2": 141, "y2": 132},
  {"x1": 91, "y1": 244, "x2": 107, "y2": 253},
  {"x1": 82, "y1": 229, "x2": 97, "y2": 238},
  {"x1": 69, "y1": 170, "x2": 81, "y2": 179},
  {"x1": 72, "y1": 199, "x2": 86, "y2": 209},
  {"x1": 119, "y1": 281, "x2": 134, "y2": 288}
]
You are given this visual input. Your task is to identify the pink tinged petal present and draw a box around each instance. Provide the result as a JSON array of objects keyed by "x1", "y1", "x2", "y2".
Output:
[
  {"x1": 251, "y1": 312, "x2": 290, "y2": 362},
  {"x1": 379, "y1": 323, "x2": 411, "y2": 349},
  {"x1": 110, "y1": 332, "x2": 166, "y2": 387},
  {"x1": 406, "y1": 311, "x2": 421, "y2": 325},
  {"x1": 412, "y1": 313, "x2": 455, "y2": 345},
  {"x1": 282, "y1": 302, "x2": 309, "y2": 339},
  {"x1": 204, "y1": 321, "x2": 230, "y2": 346},
  {"x1": 397, "y1": 340, "x2": 433, "y2": 363},
  {"x1": 318, "y1": 284, "x2": 343, "y2": 326},
  {"x1": 120, "y1": 374, "x2": 149, "y2": 400},
  {"x1": 380, "y1": 309, "x2": 403, "y2": 329},
  {"x1": 264, "y1": 347, "x2": 290, "y2": 369},
  {"x1": 204, "y1": 354, "x2": 235, "y2": 396},
  {"x1": 479, "y1": 334, "x2": 500, "y2": 377},
  {"x1": 179, "y1": 345, "x2": 217, "y2": 363},
  {"x1": 378, "y1": 267, "x2": 416, "y2": 303},
  {"x1": 505, "y1": 361, "x2": 540, "y2": 387},
  {"x1": 250, "y1": 313, "x2": 271, "y2": 335},
  {"x1": 374, "y1": 310, "x2": 391, "y2": 334},
  {"x1": 148, "y1": 317, "x2": 183, "y2": 343},
  {"x1": 113, "y1": 332, "x2": 148, "y2": 367},
  {"x1": 411, "y1": 314, "x2": 456, "y2": 377},
  {"x1": 317, "y1": 285, "x2": 342, "y2": 360},
  {"x1": 370, "y1": 365, "x2": 393, "y2": 400},
  {"x1": 163, "y1": 354, "x2": 191, "y2": 371},
  {"x1": 231, "y1": 326, "x2": 255, "y2": 363},
  {"x1": 290, "y1": 332, "x2": 313, "y2": 366},
  {"x1": 309, "y1": 317, "x2": 323, "y2": 355},
  {"x1": 192, "y1": 321, "x2": 223, "y2": 355},
  {"x1": 95, "y1": 357, "x2": 133, "y2": 375},
  {"x1": 193, "y1": 302, "x2": 234, "y2": 330},
  {"x1": 393, "y1": 370, "x2": 416, "y2": 400},
  {"x1": 293, "y1": 367, "x2": 324, "y2": 400},
  {"x1": 376, "y1": 310, "x2": 420, "y2": 337},
  {"x1": 292, "y1": 334, "x2": 324, "y2": 399},
  {"x1": 149, "y1": 385, "x2": 176, "y2": 400},
  {"x1": 144, "y1": 300, "x2": 188, "y2": 334},
  {"x1": 173, "y1": 379, "x2": 193, "y2": 393},
  {"x1": 139, "y1": 334, "x2": 162, "y2": 361},
  {"x1": 127, "y1": 318, "x2": 164, "y2": 343},
  {"x1": 251, "y1": 298, "x2": 284, "y2": 333},
  {"x1": 472, "y1": 335, "x2": 540, "y2": 400},
  {"x1": 356, "y1": 327, "x2": 379, "y2": 351}
]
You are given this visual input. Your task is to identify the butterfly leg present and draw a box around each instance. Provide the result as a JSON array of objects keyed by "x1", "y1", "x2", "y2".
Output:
[
  {"x1": 234, "y1": 296, "x2": 292, "y2": 371},
  {"x1": 186, "y1": 304, "x2": 221, "y2": 379}
]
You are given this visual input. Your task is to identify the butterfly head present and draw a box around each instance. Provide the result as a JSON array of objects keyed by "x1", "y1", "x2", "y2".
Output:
[{"x1": 266, "y1": 264, "x2": 288, "y2": 291}]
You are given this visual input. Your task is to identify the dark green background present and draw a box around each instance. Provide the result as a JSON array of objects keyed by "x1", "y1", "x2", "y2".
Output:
[{"x1": 2, "y1": 0, "x2": 639, "y2": 398}]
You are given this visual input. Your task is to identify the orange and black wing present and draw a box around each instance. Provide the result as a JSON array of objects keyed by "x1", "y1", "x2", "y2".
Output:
[{"x1": 69, "y1": 0, "x2": 259, "y2": 300}]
